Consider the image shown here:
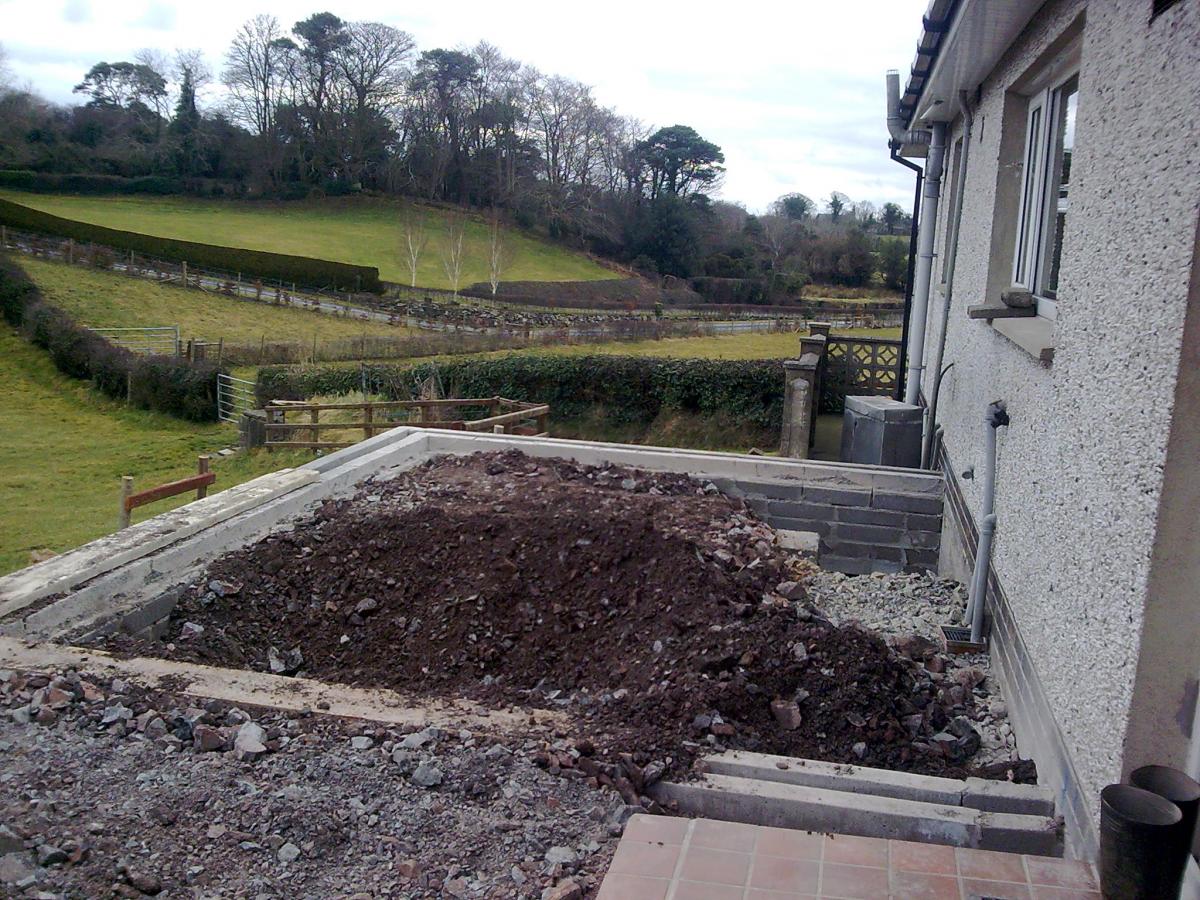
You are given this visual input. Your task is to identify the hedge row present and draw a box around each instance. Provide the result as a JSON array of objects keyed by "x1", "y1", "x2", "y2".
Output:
[
  {"x1": 0, "y1": 257, "x2": 220, "y2": 421},
  {"x1": 0, "y1": 170, "x2": 185, "y2": 196},
  {"x1": 0, "y1": 197, "x2": 383, "y2": 294},
  {"x1": 258, "y1": 354, "x2": 787, "y2": 433}
]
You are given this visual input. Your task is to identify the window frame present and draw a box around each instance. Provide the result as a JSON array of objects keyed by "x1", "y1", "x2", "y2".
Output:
[{"x1": 1011, "y1": 44, "x2": 1081, "y2": 320}]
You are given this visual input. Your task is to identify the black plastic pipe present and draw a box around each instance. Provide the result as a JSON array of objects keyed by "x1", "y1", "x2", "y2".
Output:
[
  {"x1": 890, "y1": 144, "x2": 923, "y2": 402},
  {"x1": 1130, "y1": 764, "x2": 1200, "y2": 890},
  {"x1": 1099, "y1": 783, "x2": 1185, "y2": 899}
]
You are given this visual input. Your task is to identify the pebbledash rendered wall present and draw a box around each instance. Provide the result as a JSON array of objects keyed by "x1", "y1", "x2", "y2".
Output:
[{"x1": 917, "y1": 0, "x2": 1200, "y2": 859}]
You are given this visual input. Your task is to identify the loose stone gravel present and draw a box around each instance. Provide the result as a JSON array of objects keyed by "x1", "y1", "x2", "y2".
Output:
[
  {"x1": 807, "y1": 570, "x2": 1019, "y2": 770},
  {"x1": 0, "y1": 673, "x2": 620, "y2": 898}
]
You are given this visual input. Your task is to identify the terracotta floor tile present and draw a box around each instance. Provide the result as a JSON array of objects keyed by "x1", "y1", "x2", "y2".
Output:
[
  {"x1": 690, "y1": 817, "x2": 759, "y2": 853},
  {"x1": 672, "y1": 881, "x2": 745, "y2": 900},
  {"x1": 596, "y1": 873, "x2": 670, "y2": 900},
  {"x1": 819, "y1": 861, "x2": 891, "y2": 899},
  {"x1": 957, "y1": 848, "x2": 1029, "y2": 883},
  {"x1": 756, "y1": 827, "x2": 823, "y2": 860},
  {"x1": 889, "y1": 840, "x2": 958, "y2": 875},
  {"x1": 623, "y1": 814, "x2": 690, "y2": 846},
  {"x1": 1030, "y1": 889, "x2": 1101, "y2": 900},
  {"x1": 962, "y1": 878, "x2": 1032, "y2": 899},
  {"x1": 678, "y1": 846, "x2": 752, "y2": 887},
  {"x1": 749, "y1": 856, "x2": 820, "y2": 893},
  {"x1": 822, "y1": 834, "x2": 889, "y2": 868},
  {"x1": 888, "y1": 870, "x2": 961, "y2": 900},
  {"x1": 746, "y1": 891, "x2": 817, "y2": 900},
  {"x1": 609, "y1": 840, "x2": 681, "y2": 879},
  {"x1": 1023, "y1": 858, "x2": 1098, "y2": 890}
]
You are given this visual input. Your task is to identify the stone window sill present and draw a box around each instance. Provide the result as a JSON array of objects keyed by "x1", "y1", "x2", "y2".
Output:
[
  {"x1": 991, "y1": 316, "x2": 1055, "y2": 362},
  {"x1": 966, "y1": 303, "x2": 1055, "y2": 362}
]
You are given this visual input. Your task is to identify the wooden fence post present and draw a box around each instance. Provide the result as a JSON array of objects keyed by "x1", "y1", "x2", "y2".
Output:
[
  {"x1": 181, "y1": 260, "x2": 188, "y2": 285},
  {"x1": 310, "y1": 407, "x2": 319, "y2": 446},
  {"x1": 196, "y1": 456, "x2": 211, "y2": 500},
  {"x1": 493, "y1": 424, "x2": 505, "y2": 434},
  {"x1": 364, "y1": 403, "x2": 374, "y2": 440},
  {"x1": 118, "y1": 476, "x2": 134, "y2": 530}
]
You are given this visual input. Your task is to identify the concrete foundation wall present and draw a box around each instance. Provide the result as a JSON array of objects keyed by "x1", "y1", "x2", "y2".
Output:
[
  {"x1": 918, "y1": 0, "x2": 1200, "y2": 851},
  {"x1": 0, "y1": 430, "x2": 943, "y2": 643},
  {"x1": 719, "y1": 478, "x2": 942, "y2": 575}
]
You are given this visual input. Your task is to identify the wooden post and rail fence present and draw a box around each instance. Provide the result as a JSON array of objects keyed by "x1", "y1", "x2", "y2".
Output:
[
  {"x1": 118, "y1": 455, "x2": 215, "y2": 530},
  {"x1": 262, "y1": 397, "x2": 550, "y2": 451}
]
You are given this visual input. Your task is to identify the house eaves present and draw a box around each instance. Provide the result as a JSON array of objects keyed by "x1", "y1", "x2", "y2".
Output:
[{"x1": 900, "y1": 0, "x2": 1047, "y2": 128}]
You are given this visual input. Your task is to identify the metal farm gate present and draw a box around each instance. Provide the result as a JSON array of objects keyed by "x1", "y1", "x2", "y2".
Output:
[
  {"x1": 87, "y1": 326, "x2": 180, "y2": 356},
  {"x1": 217, "y1": 374, "x2": 256, "y2": 423}
]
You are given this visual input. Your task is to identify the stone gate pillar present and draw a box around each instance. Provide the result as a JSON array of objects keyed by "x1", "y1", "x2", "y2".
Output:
[{"x1": 780, "y1": 333, "x2": 826, "y2": 459}]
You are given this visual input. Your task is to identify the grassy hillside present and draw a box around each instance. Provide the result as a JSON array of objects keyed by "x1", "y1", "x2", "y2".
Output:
[
  {"x1": 21, "y1": 256, "x2": 414, "y2": 344},
  {"x1": 0, "y1": 190, "x2": 614, "y2": 288},
  {"x1": 0, "y1": 324, "x2": 304, "y2": 574}
]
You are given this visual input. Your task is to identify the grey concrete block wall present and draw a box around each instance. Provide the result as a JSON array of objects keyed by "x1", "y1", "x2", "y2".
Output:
[{"x1": 714, "y1": 474, "x2": 945, "y2": 575}]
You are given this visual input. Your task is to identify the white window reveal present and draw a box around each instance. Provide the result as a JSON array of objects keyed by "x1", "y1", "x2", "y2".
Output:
[{"x1": 1012, "y1": 73, "x2": 1079, "y2": 319}]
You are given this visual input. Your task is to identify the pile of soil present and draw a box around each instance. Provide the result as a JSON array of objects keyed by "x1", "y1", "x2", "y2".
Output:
[{"x1": 107, "y1": 450, "x2": 1010, "y2": 785}]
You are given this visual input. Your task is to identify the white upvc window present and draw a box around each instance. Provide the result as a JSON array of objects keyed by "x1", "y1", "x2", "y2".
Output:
[{"x1": 1012, "y1": 71, "x2": 1079, "y2": 319}]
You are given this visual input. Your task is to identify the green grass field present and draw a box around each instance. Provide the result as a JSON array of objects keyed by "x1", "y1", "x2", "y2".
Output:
[
  {"x1": 0, "y1": 324, "x2": 306, "y2": 574},
  {"x1": 20, "y1": 256, "x2": 416, "y2": 345},
  {"x1": 244, "y1": 326, "x2": 900, "y2": 375},
  {"x1": 0, "y1": 190, "x2": 614, "y2": 289}
]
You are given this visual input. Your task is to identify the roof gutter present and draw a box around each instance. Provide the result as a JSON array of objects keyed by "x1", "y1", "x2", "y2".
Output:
[{"x1": 895, "y1": 0, "x2": 964, "y2": 133}]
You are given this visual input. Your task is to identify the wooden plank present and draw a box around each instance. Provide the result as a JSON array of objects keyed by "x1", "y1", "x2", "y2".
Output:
[
  {"x1": 465, "y1": 404, "x2": 551, "y2": 431},
  {"x1": 265, "y1": 397, "x2": 503, "y2": 414},
  {"x1": 265, "y1": 421, "x2": 403, "y2": 432},
  {"x1": 125, "y1": 472, "x2": 216, "y2": 512},
  {"x1": 265, "y1": 441, "x2": 356, "y2": 449}
]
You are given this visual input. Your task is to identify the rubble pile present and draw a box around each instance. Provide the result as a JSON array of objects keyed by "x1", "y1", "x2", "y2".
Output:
[
  {"x1": 0, "y1": 668, "x2": 620, "y2": 898},
  {"x1": 109, "y1": 451, "x2": 1024, "y2": 789}
]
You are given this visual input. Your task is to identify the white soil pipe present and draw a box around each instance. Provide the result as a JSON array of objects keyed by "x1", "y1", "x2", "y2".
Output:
[
  {"x1": 923, "y1": 93, "x2": 975, "y2": 468},
  {"x1": 903, "y1": 122, "x2": 947, "y2": 406},
  {"x1": 965, "y1": 401, "x2": 1009, "y2": 644}
]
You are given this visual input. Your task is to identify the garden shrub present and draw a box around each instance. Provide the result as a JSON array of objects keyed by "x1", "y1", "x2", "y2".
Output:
[{"x1": 257, "y1": 354, "x2": 787, "y2": 437}]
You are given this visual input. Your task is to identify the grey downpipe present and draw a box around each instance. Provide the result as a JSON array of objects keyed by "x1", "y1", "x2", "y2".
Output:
[
  {"x1": 965, "y1": 401, "x2": 1009, "y2": 645},
  {"x1": 922, "y1": 91, "x2": 975, "y2": 469},
  {"x1": 903, "y1": 121, "x2": 947, "y2": 406},
  {"x1": 886, "y1": 70, "x2": 933, "y2": 147}
]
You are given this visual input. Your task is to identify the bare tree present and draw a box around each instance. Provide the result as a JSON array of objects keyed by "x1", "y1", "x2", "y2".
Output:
[
  {"x1": 0, "y1": 43, "x2": 13, "y2": 93},
  {"x1": 441, "y1": 211, "x2": 467, "y2": 296},
  {"x1": 399, "y1": 205, "x2": 430, "y2": 288},
  {"x1": 486, "y1": 209, "x2": 516, "y2": 297},
  {"x1": 222, "y1": 14, "x2": 288, "y2": 135},
  {"x1": 174, "y1": 49, "x2": 212, "y2": 95},
  {"x1": 758, "y1": 215, "x2": 802, "y2": 296},
  {"x1": 337, "y1": 22, "x2": 414, "y2": 185}
]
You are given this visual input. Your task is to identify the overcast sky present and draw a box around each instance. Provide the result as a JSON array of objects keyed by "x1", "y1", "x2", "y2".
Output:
[{"x1": 1, "y1": 0, "x2": 928, "y2": 211}]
